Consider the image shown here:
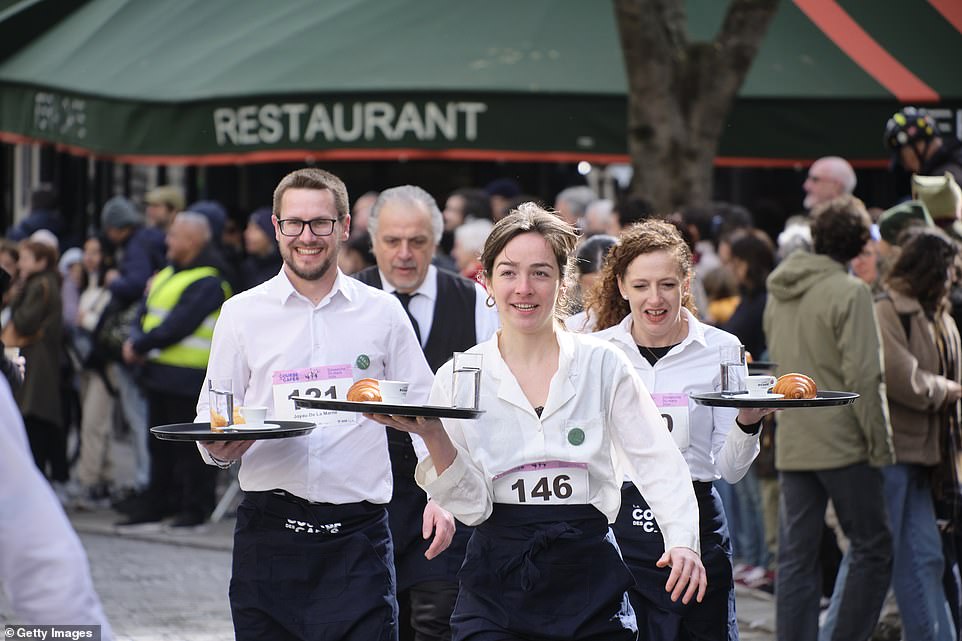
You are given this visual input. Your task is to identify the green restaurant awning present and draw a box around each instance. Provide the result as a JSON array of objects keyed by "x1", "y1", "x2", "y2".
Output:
[{"x1": 0, "y1": 0, "x2": 959, "y2": 166}]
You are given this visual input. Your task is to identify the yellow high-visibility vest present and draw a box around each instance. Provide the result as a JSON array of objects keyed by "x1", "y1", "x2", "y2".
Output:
[{"x1": 141, "y1": 265, "x2": 231, "y2": 369}]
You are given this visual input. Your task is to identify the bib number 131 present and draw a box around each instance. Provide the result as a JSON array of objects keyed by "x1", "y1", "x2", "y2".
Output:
[
  {"x1": 272, "y1": 365, "x2": 354, "y2": 426},
  {"x1": 286, "y1": 385, "x2": 337, "y2": 401}
]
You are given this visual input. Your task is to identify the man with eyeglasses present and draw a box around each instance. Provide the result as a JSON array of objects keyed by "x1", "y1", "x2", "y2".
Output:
[
  {"x1": 195, "y1": 168, "x2": 440, "y2": 641},
  {"x1": 354, "y1": 185, "x2": 498, "y2": 641},
  {"x1": 803, "y1": 156, "x2": 856, "y2": 212}
]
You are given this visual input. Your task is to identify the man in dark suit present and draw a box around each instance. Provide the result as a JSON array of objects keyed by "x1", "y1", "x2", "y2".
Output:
[{"x1": 355, "y1": 185, "x2": 499, "y2": 641}]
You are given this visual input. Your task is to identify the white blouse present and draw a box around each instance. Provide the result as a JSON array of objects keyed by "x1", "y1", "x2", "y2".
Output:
[
  {"x1": 592, "y1": 310, "x2": 760, "y2": 483},
  {"x1": 418, "y1": 331, "x2": 701, "y2": 553}
]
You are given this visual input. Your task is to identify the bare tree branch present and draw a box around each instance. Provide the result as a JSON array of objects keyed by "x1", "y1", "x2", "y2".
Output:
[{"x1": 614, "y1": 0, "x2": 778, "y2": 211}]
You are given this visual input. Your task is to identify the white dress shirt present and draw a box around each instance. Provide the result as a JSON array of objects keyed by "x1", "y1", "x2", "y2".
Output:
[
  {"x1": 417, "y1": 331, "x2": 701, "y2": 553},
  {"x1": 195, "y1": 269, "x2": 434, "y2": 504},
  {"x1": 0, "y1": 379, "x2": 113, "y2": 633},
  {"x1": 592, "y1": 310, "x2": 759, "y2": 483},
  {"x1": 377, "y1": 265, "x2": 500, "y2": 347}
]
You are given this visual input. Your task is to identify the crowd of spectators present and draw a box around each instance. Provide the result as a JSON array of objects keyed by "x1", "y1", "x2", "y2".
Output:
[{"x1": 3, "y1": 106, "x2": 962, "y2": 638}]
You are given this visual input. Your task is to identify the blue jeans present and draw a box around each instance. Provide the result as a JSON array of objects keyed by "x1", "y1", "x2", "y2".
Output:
[
  {"x1": 733, "y1": 467, "x2": 769, "y2": 568},
  {"x1": 820, "y1": 465, "x2": 955, "y2": 641},
  {"x1": 885, "y1": 464, "x2": 955, "y2": 640},
  {"x1": 777, "y1": 464, "x2": 892, "y2": 641},
  {"x1": 715, "y1": 480, "x2": 741, "y2": 558},
  {"x1": 107, "y1": 362, "x2": 150, "y2": 489}
]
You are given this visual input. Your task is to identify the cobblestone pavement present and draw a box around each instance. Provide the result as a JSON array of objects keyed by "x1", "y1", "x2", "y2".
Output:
[
  {"x1": 3, "y1": 506, "x2": 775, "y2": 640},
  {"x1": 81, "y1": 532, "x2": 235, "y2": 641}
]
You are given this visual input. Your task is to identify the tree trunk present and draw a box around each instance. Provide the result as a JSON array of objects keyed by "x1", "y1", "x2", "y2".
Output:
[{"x1": 614, "y1": 0, "x2": 778, "y2": 213}]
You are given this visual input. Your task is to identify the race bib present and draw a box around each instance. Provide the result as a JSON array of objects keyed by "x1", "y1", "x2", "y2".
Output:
[
  {"x1": 492, "y1": 461, "x2": 589, "y2": 505},
  {"x1": 272, "y1": 365, "x2": 355, "y2": 427},
  {"x1": 651, "y1": 393, "x2": 690, "y2": 451}
]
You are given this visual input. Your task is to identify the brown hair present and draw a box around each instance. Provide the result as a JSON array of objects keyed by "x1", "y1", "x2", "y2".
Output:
[
  {"x1": 20, "y1": 239, "x2": 59, "y2": 273},
  {"x1": 586, "y1": 219, "x2": 696, "y2": 331},
  {"x1": 272, "y1": 168, "x2": 350, "y2": 220},
  {"x1": 811, "y1": 194, "x2": 871, "y2": 263},
  {"x1": 480, "y1": 202, "x2": 579, "y2": 320},
  {"x1": 886, "y1": 227, "x2": 959, "y2": 317}
]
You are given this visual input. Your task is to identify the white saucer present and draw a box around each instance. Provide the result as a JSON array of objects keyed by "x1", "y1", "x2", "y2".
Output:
[
  {"x1": 225, "y1": 422, "x2": 281, "y2": 431},
  {"x1": 745, "y1": 393, "x2": 784, "y2": 400}
]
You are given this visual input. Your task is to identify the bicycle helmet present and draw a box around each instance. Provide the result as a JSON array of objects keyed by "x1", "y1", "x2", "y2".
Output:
[{"x1": 884, "y1": 106, "x2": 936, "y2": 151}]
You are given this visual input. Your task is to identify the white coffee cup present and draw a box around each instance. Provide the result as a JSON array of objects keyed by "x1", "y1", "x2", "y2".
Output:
[
  {"x1": 745, "y1": 375, "x2": 777, "y2": 397},
  {"x1": 378, "y1": 380, "x2": 409, "y2": 404},
  {"x1": 238, "y1": 405, "x2": 268, "y2": 426}
]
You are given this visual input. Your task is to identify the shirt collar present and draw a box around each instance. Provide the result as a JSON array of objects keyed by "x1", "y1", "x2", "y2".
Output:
[
  {"x1": 609, "y1": 307, "x2": 706, "y2": 350},
  {"x1": 376, "y1": 264, "x2": 438, "y2": 302},
  {"x1": 477, "y1": 329, "x2": 573, "y2": 380},
  {"x1": 268, "y1": 267, "x2": 355, "y2": 306}
]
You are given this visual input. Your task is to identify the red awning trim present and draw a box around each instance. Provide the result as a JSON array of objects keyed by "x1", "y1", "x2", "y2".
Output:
[
  {"x1": 794, "y1": 0, "x2": 940, "y2": 103},
  {"x1": 929, "y1": 0, "x2": 962, "y2": 36},
  {"x1": 0, "y1": 130, "x2": 891, "y2": 169}
]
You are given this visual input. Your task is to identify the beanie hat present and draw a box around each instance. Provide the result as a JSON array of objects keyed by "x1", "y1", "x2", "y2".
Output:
[
  {"x1": 29, "y1": 229, "x2": 60, "y2": 250},
  {"x1": 145, "y1": 185, "x2": 186, "y2": 212},
  {"x1": 249, "y1": 207, "x2": 276, "y2": 245},
  {"x1": 101, "y1": 196, "x2": 142, "y2": 229},
  {"x1": 58, "y1": 246, "x2": 83, "y2": 275},
  {"x1": 877, "y1": 200, "x2": 934, "y2": 245},
  {"x1": 484, "y1": 178, "x2": 522, "y2": 198},
  {"x1": 187, "y1": 200, "x2": 227, "y2": 242},
  {"x1": 912, "y1": 173, "x2": 962, "y2": 221}
]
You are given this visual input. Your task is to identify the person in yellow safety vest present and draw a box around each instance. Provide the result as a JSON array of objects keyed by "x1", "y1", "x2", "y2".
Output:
[{"x1": 116, "y1": 211, "x2": 233, "y2": 530}]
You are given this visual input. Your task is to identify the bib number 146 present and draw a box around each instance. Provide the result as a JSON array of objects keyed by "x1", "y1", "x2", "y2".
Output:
[
  {"x1": 492, "y1": 461, "x2": 588, "y2": 505},
  {"x1": 511, "y1": 475, "x2": 572, "y2": 503}
]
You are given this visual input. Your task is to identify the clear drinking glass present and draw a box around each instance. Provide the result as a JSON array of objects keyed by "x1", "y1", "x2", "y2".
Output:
[
  {"x1": 719, "y1": 344, "x2": 747, "y2": 397},
  {"x1": 452, "y1": 352, "x2": 482, "y2": 409},
  {"x1": 208, "y1": 378, "x2": 234, "y2": 428}
]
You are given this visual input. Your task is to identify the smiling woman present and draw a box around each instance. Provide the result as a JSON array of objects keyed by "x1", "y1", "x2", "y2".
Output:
[
  {"x1": 586, "y1": 219, "x2": 775, "y2": 640},
  {"x1": 365, "y1": 203, "x2": 707, "y2": 640}
]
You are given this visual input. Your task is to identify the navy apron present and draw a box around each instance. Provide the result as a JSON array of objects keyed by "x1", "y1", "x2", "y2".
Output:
[
  {"x1": 388, "y1": 429, "x2": 471, "y2": 590},
  {"x1": 613, "y1": 481, "x2": 736, "y2": 641},
  {"x1": 452, "y1": 503, "x2": 638, "y2": 641},
  {"x1": 230, "y1": 490, "x2": 398, "y2": 641}
]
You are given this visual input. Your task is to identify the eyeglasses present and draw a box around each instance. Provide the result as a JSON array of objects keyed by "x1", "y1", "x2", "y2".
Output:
[{"x1": 276, "y1": 218, "x2": 338, "y2": 237}]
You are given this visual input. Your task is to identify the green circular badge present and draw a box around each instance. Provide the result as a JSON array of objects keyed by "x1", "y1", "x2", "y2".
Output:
[
  {"x1": 568, "y1": 427, "x2": 585, "y2": 446},
  {"x1": 355, "y1": 354, "x2": 371, "y2": 370}
]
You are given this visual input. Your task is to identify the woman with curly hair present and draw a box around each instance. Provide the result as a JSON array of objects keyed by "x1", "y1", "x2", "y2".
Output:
[
  {"x1": 874, "y1": 227, "x2": 959, "y2": 641},
  {"x1": 584, "y1": 218, "x2": 774, "y2": 641}
]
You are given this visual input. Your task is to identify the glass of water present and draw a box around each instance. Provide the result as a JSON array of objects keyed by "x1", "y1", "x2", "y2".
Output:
[
  {"x1": 718, "y1": 344, "x2": 747, "y2": 397},
  {"x1": 452, "y1": 352, "x2": 482, "y2": 409},
  {"x1": 208, "y1": 378, "x2": 234, "y2": 428}
]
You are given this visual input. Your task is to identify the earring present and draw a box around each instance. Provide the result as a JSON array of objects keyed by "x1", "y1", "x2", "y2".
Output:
[{"x1": 485, "y1": 294, "x2": 496, "y2": 308}]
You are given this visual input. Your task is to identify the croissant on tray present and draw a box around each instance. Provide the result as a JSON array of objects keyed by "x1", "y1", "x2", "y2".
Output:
[
  {"x1": 772, "y1": 373, "x2": 817, "y2": 399},
  {"x1": 347, "y1": 378, "x2": 382, "y2": 402}
]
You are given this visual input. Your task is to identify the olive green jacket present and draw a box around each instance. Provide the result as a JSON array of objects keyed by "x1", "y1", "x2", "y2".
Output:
[{"x1": 763, "y1": 251, "x2": 894, "y2": 470}]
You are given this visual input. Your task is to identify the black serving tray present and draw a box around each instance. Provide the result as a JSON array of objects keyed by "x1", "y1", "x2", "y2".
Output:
[
  {"x1": 150, "y1": 420, "x2": 317, "y2": 441},
  {"x1": 689, "y1": 391, "x2": 859, "y2": 408},
  {"x1": 291, "y1": 397, "x2": 484, "y2": 419}
]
